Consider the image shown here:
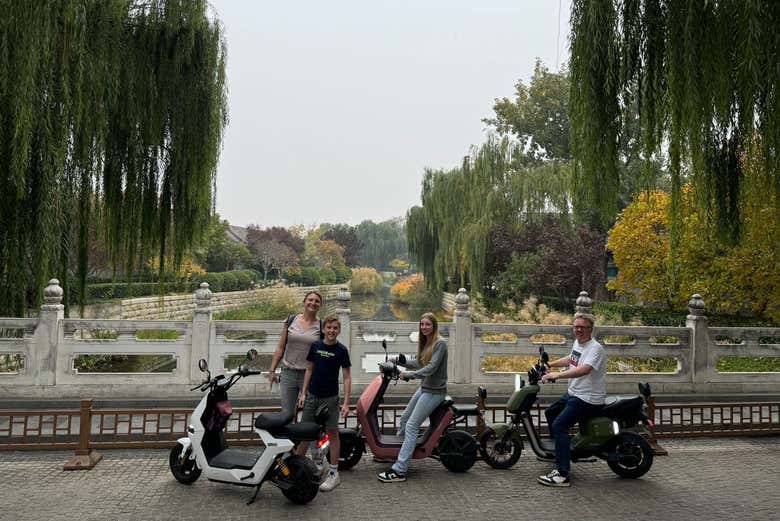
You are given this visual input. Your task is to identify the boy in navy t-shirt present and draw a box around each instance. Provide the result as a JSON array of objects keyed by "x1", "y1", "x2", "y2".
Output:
[{"x1": 296, "y1": 315, "x2": 351, "y2": 491}]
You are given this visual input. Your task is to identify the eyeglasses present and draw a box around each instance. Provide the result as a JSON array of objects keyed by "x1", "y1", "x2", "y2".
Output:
[{"x1": 573, "y1": 325, "x2": 592, "y2": 330}]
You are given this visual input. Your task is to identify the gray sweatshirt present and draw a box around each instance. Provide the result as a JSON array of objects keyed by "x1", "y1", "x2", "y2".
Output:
[{"x1": 405, "y1": 339, "x2": 448, "y2": 394}]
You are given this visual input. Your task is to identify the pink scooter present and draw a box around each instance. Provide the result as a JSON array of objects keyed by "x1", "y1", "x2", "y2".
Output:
[{"x1": 337, "y1": 341, "x2": 478, "y2": 472}]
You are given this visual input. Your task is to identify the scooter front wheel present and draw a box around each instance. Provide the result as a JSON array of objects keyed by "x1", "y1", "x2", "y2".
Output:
[
  {"x1": 281, "y1": 455, "x2": 319, "y2": 504},
  {"x1": 479, "y1": 429, "x2": 522, "y2": 469},
  {"x1": 169, "y1": 444, "x2": 202, "y2": 484}
]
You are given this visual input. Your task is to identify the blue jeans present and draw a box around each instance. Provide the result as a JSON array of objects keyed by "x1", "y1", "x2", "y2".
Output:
[
  {"x1": 545, "y1": 393, "x2": 602, "y2": 476},
  {"x1": 391, "y1": 388, "x2": 444, "y2": 475}
]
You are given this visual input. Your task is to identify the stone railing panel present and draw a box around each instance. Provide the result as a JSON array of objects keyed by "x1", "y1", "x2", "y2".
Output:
[
  {"x1": 211, "y1": 320, "x2": 284, "y2": 373},
  {"x1": 470, "y1": 323, "x2": 692, "y2": 391},
  {"x1": 0, "y1": 318, "x2": 39, "y2": 384},
  {"x1": 55, "y1": 319, "x2": 192, "y2": 386},
  {"x1": 706, "y1": 326, "x2": 780, "y2": 384}
]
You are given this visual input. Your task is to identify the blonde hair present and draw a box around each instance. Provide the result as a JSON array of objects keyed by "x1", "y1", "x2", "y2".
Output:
[
  {"x1": 417, "y1": 312, "x2": 439, "y2": 365},
  {"x1": 322, "y1": 314, "x2": 341, "y2": 328}
]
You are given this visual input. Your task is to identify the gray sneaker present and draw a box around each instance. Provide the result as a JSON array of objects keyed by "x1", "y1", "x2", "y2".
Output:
[{"x1": 320, "y1": 471, "x2": 341, "y2": 492}]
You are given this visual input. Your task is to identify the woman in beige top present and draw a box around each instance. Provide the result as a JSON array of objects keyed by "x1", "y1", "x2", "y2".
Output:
[{"x1": 267, "y1": 291, "x2": 323, "y2": 417}]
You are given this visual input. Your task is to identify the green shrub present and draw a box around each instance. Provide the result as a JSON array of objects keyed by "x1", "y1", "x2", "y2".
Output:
[
  {"x1": 319, "y1": 266, "x2": 336, "y2": 284},
  {"x1": 201, "y1": 272, "x2": 224, "y2": 292},
  {"x1": 221, "y1": 272, "x2": 238, "y2": 292},
  {"x1": 349, "y1": 267, "x2": 383, "y2": 294},
  {"x1": 333, "y1": 264, "x2": 352, "y2": 284}
]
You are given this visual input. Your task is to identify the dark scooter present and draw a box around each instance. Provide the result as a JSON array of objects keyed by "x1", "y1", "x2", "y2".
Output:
[{"x1": 485, "y1": 347, "x2": 656, "y2": 478}]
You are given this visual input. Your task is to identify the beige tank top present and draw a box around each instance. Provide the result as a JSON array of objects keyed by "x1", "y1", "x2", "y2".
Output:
[{"x1": 281, "y1": 315, "x2": 320, "y2": 370}]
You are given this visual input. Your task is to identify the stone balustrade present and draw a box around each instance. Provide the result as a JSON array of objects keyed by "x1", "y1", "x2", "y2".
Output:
[{"x1": 1, "y1": 281, "x2": 779, "y2": 399}]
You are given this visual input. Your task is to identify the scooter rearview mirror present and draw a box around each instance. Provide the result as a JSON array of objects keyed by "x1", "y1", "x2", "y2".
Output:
[
  {"x1": 198, "y1": 358, "x2": 209, "y2": 372},
  {"x1": 382, "y1": 339, "x2": 388, "y2": 361},
  {"x1": 541, "y1": 351, "x2": 549, "y2": 364},
  {"x1": 246, "y1": 348, "x2": 258, "y2": 361}
]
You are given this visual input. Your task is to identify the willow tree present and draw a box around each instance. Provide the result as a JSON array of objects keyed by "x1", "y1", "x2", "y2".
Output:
[
  {"x1": 407, "y1": 137, "x2": 572, "y2": 293},
  {"x1": 570, "y1": 0, "x2": 780, "y2": 244},
  {"x1": 0, "y1": 1, "x2": 227, "y2": 316}
]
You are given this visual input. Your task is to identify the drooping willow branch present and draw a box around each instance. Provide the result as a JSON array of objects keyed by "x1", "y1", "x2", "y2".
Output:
[
  {"x1": 407, "y1": 137, "x2": 572, "y2": 292},
  {"x1": 0, "y1": 0, "x2": 227, "y2": 316},
  {"x1": 569, "y1": 0, "x2": 779, "y2": 243}
]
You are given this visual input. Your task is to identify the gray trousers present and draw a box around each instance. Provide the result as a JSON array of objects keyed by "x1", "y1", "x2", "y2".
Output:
[{"x1": 279, "y1": 367, "x2": 306, "y2": 418}]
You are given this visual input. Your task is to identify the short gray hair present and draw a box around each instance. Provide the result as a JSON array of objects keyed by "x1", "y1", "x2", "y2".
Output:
[{"x1": 573, "y1": 313, "x2": 595, "y2": 327}]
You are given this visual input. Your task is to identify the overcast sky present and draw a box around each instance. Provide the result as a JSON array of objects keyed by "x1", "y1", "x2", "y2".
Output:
[{"x1": 210, "y1": 0, "x2": 572, "y2": 229}]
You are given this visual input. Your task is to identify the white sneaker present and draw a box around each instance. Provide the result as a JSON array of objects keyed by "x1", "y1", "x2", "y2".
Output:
[
  {"x1": 319, "y1": 471, "x2": 341, "y2": 492},
  {"x1": 537, "y1": 469, "x2": 570, "y2": 487}
]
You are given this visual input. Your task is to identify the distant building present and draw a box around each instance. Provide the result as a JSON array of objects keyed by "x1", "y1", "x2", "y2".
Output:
[{"x1": 226, "y1": 225, "x2": 249, "y2": 245}]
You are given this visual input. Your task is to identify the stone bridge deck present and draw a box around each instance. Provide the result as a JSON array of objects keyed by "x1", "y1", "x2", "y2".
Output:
[{"x1": 2, "y1": 437, "x2": 778, "y2": 520}]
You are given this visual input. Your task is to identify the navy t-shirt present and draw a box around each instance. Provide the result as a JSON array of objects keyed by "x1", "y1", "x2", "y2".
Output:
[{"x1": 306, "y1": 340, "x2": 351, "y2": 398}]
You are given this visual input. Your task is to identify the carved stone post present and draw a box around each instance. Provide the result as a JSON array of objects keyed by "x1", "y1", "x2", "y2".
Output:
[
  {"x1": 192, "y1": 282, "x2": 212, "y2": 382},
  {"x1": 35, "y1": 279, "x2": 64, "y2": 385},
  {"x1": 452, "y1": 288, "x2": 472, "y2": 384},
  {"x1": 686, "y1": 294, "x2": 709, "y2": 384},
  {"x1": 335, "y1": 287, "x2": 351, "y2": 348},
  {"x1": 575, "y1": 291, "x2": 593, "y2": 315}
]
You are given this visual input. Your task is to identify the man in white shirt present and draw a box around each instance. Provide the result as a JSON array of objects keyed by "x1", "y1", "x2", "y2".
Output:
[{"x1": 537, "y1": 313, "x2": 606, "y2": 487}]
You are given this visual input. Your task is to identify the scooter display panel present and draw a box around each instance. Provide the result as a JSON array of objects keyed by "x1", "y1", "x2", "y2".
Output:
[{"x1": 209, "y1": 448, "x2": 264, "y2": 470}]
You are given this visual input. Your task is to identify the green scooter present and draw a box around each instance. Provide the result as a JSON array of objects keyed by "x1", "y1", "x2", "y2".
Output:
[{"x1": 484, "y1": 347, "x2": 655, "y2": 478}]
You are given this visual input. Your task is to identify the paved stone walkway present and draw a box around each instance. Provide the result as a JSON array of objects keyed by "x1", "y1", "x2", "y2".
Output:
[{"x1": 1, "y1": 437, "x2": 779, "y2": 521}]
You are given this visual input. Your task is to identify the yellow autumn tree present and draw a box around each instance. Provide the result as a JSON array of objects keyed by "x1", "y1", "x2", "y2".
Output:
[{"x1": 607, "y1": 181, "x2": 779, "y2": 321}]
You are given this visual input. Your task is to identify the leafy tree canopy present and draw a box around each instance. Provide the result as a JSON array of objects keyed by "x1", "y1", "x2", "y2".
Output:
[
  {"x1": 321, "y1": 223, "x2": 363, "y2": 267},
  {"x1": 246, "y1": 226, "x2": 305, "y2": 256},
  {"x1": 355, "y1": 218, "x2": 407, "y2": 270},
  {"x1": 607, "y1": 181, "x2": 779, "y2": 321},
  {"x1": 195, "y1": 215, "x2": 253, "y2": 273},
  {"x1": 484, "y1": 59, "x2": 571, "y2": 162}
]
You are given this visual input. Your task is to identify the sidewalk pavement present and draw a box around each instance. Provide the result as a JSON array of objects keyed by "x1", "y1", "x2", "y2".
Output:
[{"x1": 1, "y1": 437, "x2": 779, "y2": 521}]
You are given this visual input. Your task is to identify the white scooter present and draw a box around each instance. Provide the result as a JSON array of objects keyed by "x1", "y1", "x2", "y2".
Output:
[{"x1": 169, "y1": 350, "x2": 321, "y2": 505}]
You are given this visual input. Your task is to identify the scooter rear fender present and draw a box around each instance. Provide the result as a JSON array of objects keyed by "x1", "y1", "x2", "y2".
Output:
[{"x1": 482, "y1": 423, "x2": 524, "y2": 449}]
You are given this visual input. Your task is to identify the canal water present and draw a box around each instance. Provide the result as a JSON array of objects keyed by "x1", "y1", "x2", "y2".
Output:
[{"x1": 323, "y1": 286, "x2": 421, "y2": 321}]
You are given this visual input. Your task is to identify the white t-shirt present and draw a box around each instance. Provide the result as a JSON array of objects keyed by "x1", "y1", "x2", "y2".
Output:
[{"x1": 566, "y1": 338, "x2": 606, "y2": 405}]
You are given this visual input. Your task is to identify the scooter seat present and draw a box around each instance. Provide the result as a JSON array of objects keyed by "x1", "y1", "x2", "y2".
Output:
[
  {"x1": 601, "y1": 395, "x2": 643, "y2": 417},
  {"x1": 254, "y1": 411, "x2": 294, "y2": 430},
  {"x1": 451, "y1": 404, "x2": 481, "y2": 416},
  {"x1": 281, "y1": 421, "x2": 322, "y2": 442}
]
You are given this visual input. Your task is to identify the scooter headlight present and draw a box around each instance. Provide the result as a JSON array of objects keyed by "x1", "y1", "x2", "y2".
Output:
[{"x1": 612, "y1": 421, "x2": 620, "y2": 435}]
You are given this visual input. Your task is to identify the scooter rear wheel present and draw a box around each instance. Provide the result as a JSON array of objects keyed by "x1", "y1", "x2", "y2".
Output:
[
  {"x1": 438, "y1": 430, "x2": 478, "y2": 473},
  {"x1": 281, "y1": 455, "x2": 319, "y2": 504},
  {"x1": 169, "y1": 444, "x2": 202, "y2": 484},
  {"x1": 607, "y1": 432, "x2": 654, "y2": 479},
  {"x1": 338, "y1": 433, "x2": 365, "y2": 470}
]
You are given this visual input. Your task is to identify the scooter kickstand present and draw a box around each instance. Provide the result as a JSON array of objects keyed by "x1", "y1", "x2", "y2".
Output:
[{"x1": 246, "y1": 484, "x2": 261, "y2": 505}]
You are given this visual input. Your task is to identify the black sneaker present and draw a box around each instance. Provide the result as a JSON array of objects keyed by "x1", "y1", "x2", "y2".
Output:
[
  {"x1": 537, "y1": 469, "x2": 570, "y2": 487},
  {"x1": 377, "y1": 468, "x2": 407, "y2": 483}
]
